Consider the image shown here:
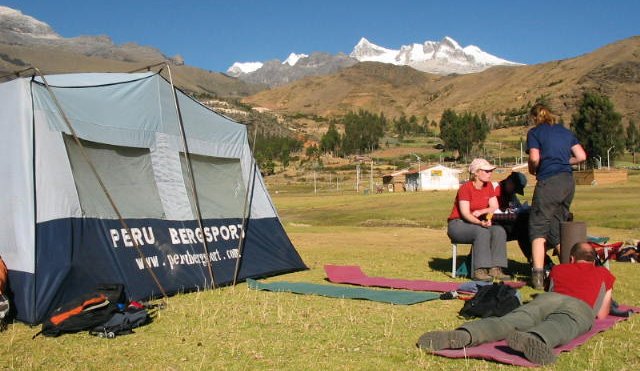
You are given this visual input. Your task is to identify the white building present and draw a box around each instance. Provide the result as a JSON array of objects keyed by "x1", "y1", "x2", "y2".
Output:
[{"x1": 414, "y1": 164, "x2": 462, "y2": 191}]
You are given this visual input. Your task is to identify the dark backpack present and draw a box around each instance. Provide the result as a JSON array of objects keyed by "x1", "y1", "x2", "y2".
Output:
[
  {"x1": 459, "y1": 282, "x2": 521, "y2": 319},
  {"x1": 36, "y1": 284, "x2": 124, "y2": 338},
  {"x1": 89, "y1": 307, "x2": 152, "y2": 338}
]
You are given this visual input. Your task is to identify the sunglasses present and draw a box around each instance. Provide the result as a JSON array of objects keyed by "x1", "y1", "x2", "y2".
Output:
[{"x1": 480, "y1": 169, "x2": 494, "y2": 173}]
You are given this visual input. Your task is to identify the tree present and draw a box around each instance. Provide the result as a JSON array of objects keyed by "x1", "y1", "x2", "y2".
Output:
[
  {"x1": 253, "y1": 133, "x2": 303, "y2": 174},
  {"x1": 571, "y1": 92, "x2": 624, "y2": 166},
  {"x1": 320, "y1": 122, "x2": 341, "y2": 155},
  {"x1": 306, "y1": 144, "x2": 319, "y2": 158},
  {"x1": 340, "y1": 110, "x2": 386, "y2": 155},
  {"x1": 439, "y1": 109, "x2": 490, "y2": 160},
  {"x1": 393, "y1": 113, "x2": 410, "y2": 139},
  {"x1": 626, "y1": 120, "x2": 640, "y2": 164}
]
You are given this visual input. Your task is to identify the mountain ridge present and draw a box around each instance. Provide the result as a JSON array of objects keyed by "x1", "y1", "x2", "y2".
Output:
[
  {"x1": 0, "y1": 5, "x2": 260, "y2": 98},
  {"x1": 228, "y1": 36, "x2": 522, "y2": 86},
  {"x1": 243, "y1": 36, "x2": 640, "y2": 126}
]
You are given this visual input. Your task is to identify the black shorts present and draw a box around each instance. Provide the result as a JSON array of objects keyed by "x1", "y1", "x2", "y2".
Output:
[{"x1": 529, "y1": 172, "x2": 575, "y2": 246}]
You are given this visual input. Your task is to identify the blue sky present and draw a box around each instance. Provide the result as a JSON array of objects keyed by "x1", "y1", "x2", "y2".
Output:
[{"x1": 3, "y1": 0, "x2": 639, "y2": 72}]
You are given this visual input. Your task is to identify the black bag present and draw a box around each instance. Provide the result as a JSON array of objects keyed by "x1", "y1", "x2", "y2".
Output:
[
  {"x1": 459, "y1": 282, "x2": 521, "y2": 319},
  {"x1": 37, "y1": 284, "x2": 124, "y2": 338},
  {"x1": 89, "y1": 307, "x2": 152, "y2": 338}
]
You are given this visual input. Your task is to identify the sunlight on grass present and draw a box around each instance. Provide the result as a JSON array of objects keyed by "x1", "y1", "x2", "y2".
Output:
[{"x1": 1, "y1": 171, "x2": 639, "y2": 369}]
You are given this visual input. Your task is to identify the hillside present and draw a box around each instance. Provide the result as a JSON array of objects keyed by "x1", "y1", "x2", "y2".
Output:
[
  {"x1": 244, "y1": 36, "x2": 640, "y2": 125},
  {"x1": 0, "y1": 42, "x2": 263, "y2": 98}
]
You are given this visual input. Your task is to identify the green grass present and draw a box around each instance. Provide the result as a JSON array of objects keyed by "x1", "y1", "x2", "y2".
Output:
[{"x1": 2, "y1": 173, "x2": 640, "y2": 370}]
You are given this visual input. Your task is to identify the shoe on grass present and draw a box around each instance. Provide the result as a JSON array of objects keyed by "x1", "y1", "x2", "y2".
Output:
[
  {"x1": 506, "y1": 331, "x2": 557, "y2": 365},
  {"x1": 472, "y1": 268, "x2": 493, "y2": 282},
  {"x1": 489, "y1": 267, "x2": 512, "y2": 281},
  {"x1": 417, "y1": 330, "x2": 471, "y2": 351}
]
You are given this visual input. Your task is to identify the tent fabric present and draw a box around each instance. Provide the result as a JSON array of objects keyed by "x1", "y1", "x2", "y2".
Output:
[
  {"x1": 430, "y1": 305, "x2": 639, "y2": 367},
  {"x1": 247, "y1": 279, "x2": 440, "y2": 305},
  {"x1": 0, "y1": 72, "x2": 307, "y2": 324}
]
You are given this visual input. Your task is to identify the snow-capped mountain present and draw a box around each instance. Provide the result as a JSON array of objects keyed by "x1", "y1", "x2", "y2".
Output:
[
  {"x1": 351, "y1": 36, "x2": 522, "y2": 74},
  {"x1": 227, "y1": 53, "x2": 311, "y2": 76},
  {"x1": 227, "y1": 61, "x2": 264, "y2": 75},
  {"x1": 350, "y1": 38, "x2": 401, "y2": 65},
  {"x1": 283, "y1": 53, "x2": 309, "y2": 66},
  {"x1": 228, "y1": 52, "x2": 356, "y2": 87},
  {"x1": 227, "y1": 35, "x2": 522, "y2": 86}
]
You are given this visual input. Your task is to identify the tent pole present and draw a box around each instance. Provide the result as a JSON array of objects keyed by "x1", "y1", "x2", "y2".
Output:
[
  {"x1": 127, "y1": 61, "x2": 171, "y2": 74},
  {"x1": 163, "y1": 65, "x2": 217, "y2": 289},
  {"x1": 32, "y1": 67, "x2": 169, "y2": 302},
  {"x1": 232, "y1": 128, "x2": 258, "y2": 286}
]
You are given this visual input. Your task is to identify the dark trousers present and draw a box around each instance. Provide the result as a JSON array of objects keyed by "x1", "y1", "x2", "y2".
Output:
[
  {"x1": 501, "y1": 212, "x2": 532, "y2": 261},
  {"x1": 529, "y1": 172, "x2": 575, "y2": 247}
]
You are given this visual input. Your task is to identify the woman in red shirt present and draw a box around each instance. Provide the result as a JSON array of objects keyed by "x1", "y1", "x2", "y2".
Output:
[{"x1": 447, "y1": 158, "x2": 509, "y2": 281}]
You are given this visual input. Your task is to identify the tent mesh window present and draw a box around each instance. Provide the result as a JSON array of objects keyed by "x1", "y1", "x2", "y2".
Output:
[
  {"x1": 63, "y1": 135, "x2": 165, "y2": 219},
  {"x1": 180, "y1": 153, "x2": 245, "y2": 219}
]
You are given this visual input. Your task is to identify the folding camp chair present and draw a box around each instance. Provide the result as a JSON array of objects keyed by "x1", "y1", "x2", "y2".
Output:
[{"x1": 451, "y1": 242, "x2": 472, "y2": 278}]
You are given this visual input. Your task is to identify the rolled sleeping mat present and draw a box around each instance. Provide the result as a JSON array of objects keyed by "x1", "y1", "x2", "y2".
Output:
[{"x1": 560, "y1": 221, "x2": 587, "y2": 263}]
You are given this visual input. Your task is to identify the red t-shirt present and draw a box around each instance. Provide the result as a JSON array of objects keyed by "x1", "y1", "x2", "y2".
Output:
[
  {"x1": 448, "y1": 181, "x2": 496, "y2": 220},
  {"x1": 549, "y1": 263, "x2": 616, "y2": 308}
]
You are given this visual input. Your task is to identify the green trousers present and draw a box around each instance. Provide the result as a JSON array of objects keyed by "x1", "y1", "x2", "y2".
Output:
[{"x1": 459, "y1": 292, "x2": 594, "y2": 348}]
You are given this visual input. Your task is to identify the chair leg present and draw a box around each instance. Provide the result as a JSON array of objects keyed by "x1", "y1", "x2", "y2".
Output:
[{"x1": 452, "y1": 243, "x2": 457, "y2": 278}]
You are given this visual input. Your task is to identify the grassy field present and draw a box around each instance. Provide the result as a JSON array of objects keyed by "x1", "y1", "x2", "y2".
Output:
[{"x1": 2, "y1": 173, "x2": 640, "y2": 370}]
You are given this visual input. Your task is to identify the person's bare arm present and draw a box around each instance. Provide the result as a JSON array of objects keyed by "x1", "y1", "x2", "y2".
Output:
[
  {"x1": 596, "y1": 288, "x2": 613, "y2": 320},
  {"x1": 459, "y1": 200, "x2": 490, "y2": 227},
  {"x1": 487, "y1": 196, "x2": 499, "y2": 213},
  {"x1": 570, "y1": 143, "x2": 587, "y2": 165},
  {"x1": 528, "y1": 148, "x2": 540, "y2": 175}
]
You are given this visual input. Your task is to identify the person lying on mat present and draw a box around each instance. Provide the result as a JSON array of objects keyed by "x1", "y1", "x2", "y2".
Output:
[
  {"x1": 417, "y1": 242, "x2": 615, "y2": 365},
  {"x1": 447, "y1": 158, "x2": 509, "y2": 282}
]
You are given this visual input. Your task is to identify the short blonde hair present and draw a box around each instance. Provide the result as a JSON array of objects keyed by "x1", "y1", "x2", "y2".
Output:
[{"x1": 530, "y1": 103, "x2": 556, "y2": 125}]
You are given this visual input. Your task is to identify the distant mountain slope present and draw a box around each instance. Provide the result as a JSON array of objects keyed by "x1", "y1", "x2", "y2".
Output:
[
  {"x1": 0, "y1": 6, "x2": 262, "y2": 97},
  {"x1": 229, "y1": 52, "x2": 357, "y2": 87},
  {"x1": 244, "y1": 36, "x2": 640, "y2": 124}
]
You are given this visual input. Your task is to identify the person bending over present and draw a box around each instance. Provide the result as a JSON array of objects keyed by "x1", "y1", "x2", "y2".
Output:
[
  {"x1": 447, "y1": 158, "x2": 509, "y2": 282},
  {"x1": 417, "y1": 242, "x2": 614, "y2": 365},
  {"x1": 494, "y1": 171, "x2": 533, "y2": 262}
]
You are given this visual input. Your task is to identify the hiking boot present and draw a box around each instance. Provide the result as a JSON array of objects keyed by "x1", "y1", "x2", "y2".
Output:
[
  {"x1": 506, "y1": 331, "x2": 557, "y2": 365},
  {"x1": 472, "y1": 268, "x2": 492, "y2": 282},
  {"x1": 489, "y1": 267, "x2": 512, "y2": 281},
  {"x1": 530, "y1": 269, "x2": 545, "y2": 290},
  {"x1": 417, "y1": 330, "x2": 471, "y2": 351}
]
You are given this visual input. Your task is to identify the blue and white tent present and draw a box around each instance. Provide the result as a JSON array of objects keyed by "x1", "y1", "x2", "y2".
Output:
[{"x1": 0, "y1": 71, "x2": 306, "y2": 324}]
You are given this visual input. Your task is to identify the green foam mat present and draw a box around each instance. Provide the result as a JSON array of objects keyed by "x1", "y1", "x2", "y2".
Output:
[{"x1": 247, "y1": 279, "x2": 439, "y2": 305}]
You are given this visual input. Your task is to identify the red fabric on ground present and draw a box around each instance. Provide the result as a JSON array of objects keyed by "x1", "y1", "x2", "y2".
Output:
[{"x1": 324, "y1": 265, "x2": 525, "y2": 292}]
